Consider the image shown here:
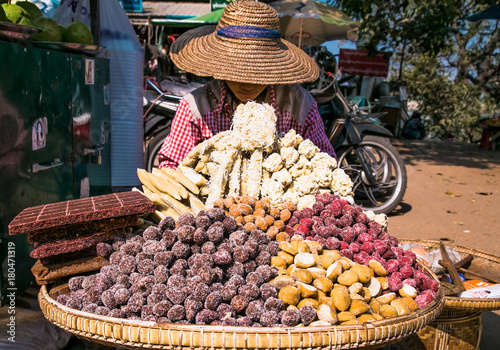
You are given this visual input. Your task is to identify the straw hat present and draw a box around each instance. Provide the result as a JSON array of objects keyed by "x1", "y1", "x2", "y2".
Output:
[{"x1": 170, "y1": 0, "x2": 319, "y2": 85}]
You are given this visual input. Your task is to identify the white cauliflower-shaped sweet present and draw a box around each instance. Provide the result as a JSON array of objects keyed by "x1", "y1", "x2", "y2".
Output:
[
  {"x1": 294, "y1": 175, "x2": 319, "y2": 196},
  {"x1": 330, "y1": 168, "x2": 353, "y2": 197},
  {"x1": 271, "y1": 168, "x2": 293, "y2": 187},
  {"x1": 298, "y1": 139, "x2": 319, "y2": 160},
  {"x1": 280, "y1": 129, "x2": 303, "y2": 148},
  {"x1": 289, "y1": 155, "x2": 312, "y2": 178},
  {"x1": 260, "y1": 178, "x2": 285, "y2": 208},
  {"x1": 311, "y1": 152, "x2": 337, "y2": 170},
  {"x1": 282, "y1": 187, "x2": 300, "y2": 205},
  {"x1": 232, "y1": 101, "x2": 277, "y2": 151},
  {"x1": 280, "y1": 147, "x2": 300, "y2": 169},
  {"x1": 262, "y1": 153, "x2": 283, "y2": 172},
  {"x1": 313, "y1": 167, "x2": 333, "y2": 188},
  {"x1": 297, "y1": 195, "x2": 316, "y2": 210}
]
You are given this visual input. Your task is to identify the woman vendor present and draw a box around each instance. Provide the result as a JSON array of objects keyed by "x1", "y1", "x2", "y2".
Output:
[{"x1": 158, "y1": 0, "x2": 335, "y2": 169}]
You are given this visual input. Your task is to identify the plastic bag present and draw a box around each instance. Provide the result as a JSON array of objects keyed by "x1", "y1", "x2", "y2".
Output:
[
  {"x1": 99, "y1": 0, "x2": 144, "y2": 187},
  {"x1": 52, "y1": 0, "x2": 91, "y2": 27},
  {"x1": 30, "y1": 0, "x2": 61, "y2": 17},
  {"x1": 399, "y1": 243, "x2": 462, "y2": 274}
]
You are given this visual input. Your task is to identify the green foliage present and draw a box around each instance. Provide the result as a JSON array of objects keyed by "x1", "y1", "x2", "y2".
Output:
[
  {"x1": 404, "y1": 54, "x2": 496, "y2": 142},
  {"x1": 330, "y1": 0, "x2": 499, "y2": 142}
]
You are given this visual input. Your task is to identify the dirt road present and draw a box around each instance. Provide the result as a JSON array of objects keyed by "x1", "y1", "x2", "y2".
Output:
[{"x1": 388, "y1": 139, "x2": 500, "y2": 350}]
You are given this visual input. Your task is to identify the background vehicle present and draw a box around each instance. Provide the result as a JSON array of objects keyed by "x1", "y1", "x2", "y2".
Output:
[
  {"x1": 306, "y1": 47, "x2": 407, "y2": 214},
  {"x1": 142, "y1": 77, "x2": 201, "y2": 171}
]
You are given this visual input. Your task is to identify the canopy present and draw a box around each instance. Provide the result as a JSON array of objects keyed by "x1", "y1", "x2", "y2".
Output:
[{"x1": 467, "y1": 5, "x2": 500, "y2": 21}]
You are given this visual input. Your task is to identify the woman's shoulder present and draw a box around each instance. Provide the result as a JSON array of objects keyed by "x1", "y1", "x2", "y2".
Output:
[
  {"x1": 183, "y1": 80, "x2": 222, "y2": 120},
  {"x1": 273, "y1": 84, "x2": 315, "y2": 124}
]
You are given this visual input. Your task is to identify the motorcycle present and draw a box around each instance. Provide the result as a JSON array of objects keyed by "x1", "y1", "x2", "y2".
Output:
[
  {"x1": 306, "y1": 47, "x2": 407, "y2": 214},
  {"x1": 143, "y1": 66, "x2": 407, "y2": 214}
]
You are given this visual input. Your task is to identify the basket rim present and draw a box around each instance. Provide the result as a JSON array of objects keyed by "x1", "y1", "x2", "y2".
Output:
[
  {"x1": 38, "y1": 264, "x2": 445, "y2": 349},
  {"x1": 399, "y1": 238, "x2": 500, "y2": 311}
]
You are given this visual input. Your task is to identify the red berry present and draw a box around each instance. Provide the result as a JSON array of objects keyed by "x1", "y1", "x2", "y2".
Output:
[
  {"x1": 349, "y1": 242, "x2": 361, "y2": 254},
  {"x1": 382, "y1": 249, "x2": 397, "y2": 260},
  {"x1": 312, "y1": 222, "x2": 323, "y2": 234},
  {"x1": 353, "y1": 251, "x2": 369, "y2": 265},
  {"x1": 357, "y1": 232, "x2": 373, "y2": 243},
  {"x1": 421, "y1": 289, "x2": 436, "y2": 299},
  {"x1": 419, "y1": 276, "x2": 432, "y2": 291},
  {"x1": 352, "y1": 223, "x2": 367, "y2": 236},
  {"x1": 317, "y1": 226, "x2": 333, "y2": 238},
  {"x1": 391, "y1": 247, "x2": 404, "y2": 257},
  {"x1": 320, "y1": 209, "x2": 334, "y2": 219},
  {"x1": 287, "y1": 216, "x2": 299, "y2": 227},
  {"x1": 342, "y1": 204, "x2": 356, "y2": 216},
  {"x1": 338, "y1": 214, "x2": 353, "y2": 227},
  {"x1": 339, "y1": 249, "x2": 353, "y2": 260},
  {"x1": 355, "y1": 213, "x2": 369, "y2": 224},
  {"x1": 299, "y1": 218, "x2": 314, "y2": 229},
  {"x1": 400, "y1": 265, "x2": 414, "y2": 279},
  {"x1": 339, "y1": 241, "x2": 349, "y2": 250},
  {"x1": 403, "y1": 251, "x2": 417, "y2": 264},
  {"x1": 295, "y1": 224, "x2": 310, "y2": 236},
  {"x1": 312, "y1": 202, "x2": 325, "y2": 215},
  {"x1": 312, "y1": 236, "x2": 326, "y2": 248},
  {"x1": 428, "y1": 279, "x2": 439, "y2": 292},
  {"x1": 378, "y1": 231, "x2": 390, "y2": 241},
  {"x1": 340, "y1": 227, "x2": 355, "y2": 243},
  {"x1": 316, "y1": 193, "x2": 332, "y2": 205},
  {"x1": 391, "y1": 271, "x2": 403, "y2": 281},
  {"x1": 402, "y1": 278, "x2": 418, "y2": 288},
  {"x1": 324, "y1": 217, "x2": 338, "y2": 227},
  {"x1": 302, "y1": 208, "x2": 314, "y2": 219},
  {"x1": 368, "y1": 221, "x2": 382, "y2": 235},
  {"x1": 360, "y1": 242, "x2": 374, "y2": 255},
  {"x1": 386, "y1": 259, "x2": 400, "y2": 274},
  {"x1": 415, "y1": 294, "x2": 433, "y2": 309},
  {"x1": 326, "y1": 201, "x2": 342, "y2": 217},
  {"x1": 284, "y1": 225, "x2": 295, "y2": 236},
  {"x1": 338, "y1": 199, "x2": 349, "y2": 207},
  {"x1": 325, "y1": 237, "x2": 341, "y2": 250},
  {"x1": 399, "y1": 256, "x2": 413, "y2": 266},
  {"x1": 373, "y1": 240, "x2": 389, "y2": 255},
  {"x1": 292, "y1": 211, "x2": 303, "y2": 220},
  {"x1": 389, "y1": 236, "x2": 399, "y2": 247},
  {"x1": 388, "y1": 275, "x2": 403, "y2": 292}
]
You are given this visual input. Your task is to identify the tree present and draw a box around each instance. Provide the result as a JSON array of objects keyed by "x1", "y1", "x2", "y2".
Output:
[{"x1": 330, "y1": 0, "x2": 499, "y2": 141}]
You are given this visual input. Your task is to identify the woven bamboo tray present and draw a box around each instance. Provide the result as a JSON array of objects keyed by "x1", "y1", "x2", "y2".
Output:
[
  {"x1": 399, "y1": 239, "x2": 500, "y2": 311},
  {"x1": 38, "y1": 265, "x2": 444, "y2": 350}
]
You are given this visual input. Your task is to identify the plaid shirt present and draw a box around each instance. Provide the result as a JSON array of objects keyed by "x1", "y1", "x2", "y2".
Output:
[{"x1": 158, "y1": 81, "x2": 336, "y2": 168}]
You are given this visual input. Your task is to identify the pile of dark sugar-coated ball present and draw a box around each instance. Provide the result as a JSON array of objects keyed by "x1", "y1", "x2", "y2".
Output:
[{"x1": 57, "y1": 208, "x2": 313, "y2": 326}]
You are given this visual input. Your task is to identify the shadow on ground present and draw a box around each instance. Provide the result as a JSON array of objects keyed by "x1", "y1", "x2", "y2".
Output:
[{"x1": 393, "y1": 139, "x2": 500, "y2": 169}]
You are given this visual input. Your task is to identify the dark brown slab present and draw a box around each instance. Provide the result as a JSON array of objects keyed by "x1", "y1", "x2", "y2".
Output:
[
  {"x1": 8, "y1": 191, "x2": 155, "y2": 236},
  {"x1": 27, "y1": 215, "x2": 137, "y2": 244},
  {"x1": 30, "y1": 229, "x2": 125, "y2": 259}
]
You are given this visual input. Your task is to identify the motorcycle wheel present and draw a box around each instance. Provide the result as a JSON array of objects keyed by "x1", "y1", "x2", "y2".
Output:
[
  {"x1": 336, "y1": 135, "x2": 407, "y2": 214},
  {"x1": 144, "y1": 127, "x2": 171, "y2": 172}
]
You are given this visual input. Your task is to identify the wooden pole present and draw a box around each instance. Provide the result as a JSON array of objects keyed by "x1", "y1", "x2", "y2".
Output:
[
  {"x1": 298, "y1": 17, "x2": 303, "y2": 49},
  {"x1": 90, "y1": 0, "x2": 100, "y2": 45}
]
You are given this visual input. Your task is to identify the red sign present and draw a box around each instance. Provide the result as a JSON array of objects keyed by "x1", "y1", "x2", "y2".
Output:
[{"x1": 338, "y1": 49, "x2": 390, "y2": 77}]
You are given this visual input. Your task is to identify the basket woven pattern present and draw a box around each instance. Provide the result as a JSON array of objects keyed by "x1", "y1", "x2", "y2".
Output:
[
  {"x1": 399, "y1": 239, "x2": 500, "y2": 311},
  {"x1": 385, "y1": 312, "x2": 482, "y2": 350},
  {"x1": 38, "y1": 265, "x2": 444, "y2": 350}
]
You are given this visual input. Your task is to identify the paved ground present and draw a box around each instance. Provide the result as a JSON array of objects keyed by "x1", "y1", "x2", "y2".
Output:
[{"x1": 389, "y1": 139, "x2": 500, "y2": 350}]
